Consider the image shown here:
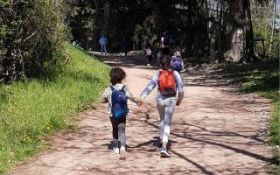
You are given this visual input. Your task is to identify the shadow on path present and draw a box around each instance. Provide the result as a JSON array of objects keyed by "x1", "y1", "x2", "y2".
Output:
[{"x1": 140, "y1": 108, "x2": 275, "y2": 165}]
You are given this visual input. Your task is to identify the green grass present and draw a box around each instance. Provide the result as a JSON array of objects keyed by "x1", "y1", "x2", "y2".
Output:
[
  {"x1": 239, "y1": 69, "x2": 279, "y2": 146},
  {"x1": 240, "y1": 68, "x2": 280, "y2": 174},
  {"x1": 0, "y1": 44, "x2": 110, "y2": 174}
]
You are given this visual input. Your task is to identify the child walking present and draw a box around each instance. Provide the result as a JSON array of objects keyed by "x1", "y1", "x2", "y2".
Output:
[
  {"x1": 145, "y1": 46, "x2": 153, "y2": 66},
  {"x1": 101, "y1": 67, "x2": 141, "y2": 160},
  {"x1": 139, "y1": 55, "x2": 184, "y2": 157},
  {"x1": 170, "y1": 51, "x2": 185, "y2": 73}
]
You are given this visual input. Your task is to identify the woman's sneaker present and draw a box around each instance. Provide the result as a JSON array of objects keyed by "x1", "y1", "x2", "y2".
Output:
[
  {"x1": 160, "y1": 147, "x2": 171, "y2": 158},
  {"x1": 119, "y1": 146, "x2": 126, "y2": 160}
]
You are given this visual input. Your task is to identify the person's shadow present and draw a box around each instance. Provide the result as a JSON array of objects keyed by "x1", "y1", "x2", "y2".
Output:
[
  {"x1": 103, "y1": 136, "x2": 177, "y2": 152},
  {"x1": 126, "y1": 136, "x2": 177, "y2": 150}
]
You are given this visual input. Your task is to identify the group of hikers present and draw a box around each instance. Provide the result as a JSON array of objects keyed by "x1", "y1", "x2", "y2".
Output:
[
  {"x1": 100, "y1": 34, "x2": 185, "y2": 159},
  {"x1": 144, "y1": 31, "x2": 173, "y2": 66},
  {"x1": 98, "y1": 32, "x2": 185, "y2": 68},
  {"x1": 142, "y1": 32, "x2": 185, "y2": 74}
]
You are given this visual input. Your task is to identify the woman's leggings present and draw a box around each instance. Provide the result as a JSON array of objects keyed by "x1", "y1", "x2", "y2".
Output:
[
  {"x1": 110, "y1": 117, "x2": 126, "y2": 148},
  {"x1": 156, "y1": 96, "x2": 176, "y2": 145}
]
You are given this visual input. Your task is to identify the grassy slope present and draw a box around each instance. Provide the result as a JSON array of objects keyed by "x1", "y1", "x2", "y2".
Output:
[
  {"x1": 0, "y1": 44, "x2": 110, "y2": 174},
  {"x1": 239, "y1": 67, "x2": 280, "y2": 174},
  {"x1": 239, "y1": 67, "x2": 279, "y2": 146}
]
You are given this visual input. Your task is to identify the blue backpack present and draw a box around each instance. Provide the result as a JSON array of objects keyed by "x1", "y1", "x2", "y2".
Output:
[
  {"x1": 110, "y1": 86, "x2": 129, "y2": 119},
  {"x1": 171, "y1": 56, "x2": 183, "y2": 72}
]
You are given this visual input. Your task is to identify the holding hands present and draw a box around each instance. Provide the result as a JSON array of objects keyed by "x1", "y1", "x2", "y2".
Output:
[
  {"x1": 137, "y1": 98, "x2": 182, "y2": 106},
  {"x1": 136, "y1": 98, "x2": 143, "y2": 106}
]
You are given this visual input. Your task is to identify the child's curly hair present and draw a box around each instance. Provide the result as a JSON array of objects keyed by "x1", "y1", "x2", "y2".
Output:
[{"x1": 110, "y1": 67, "x2": 126, "y2": 85}]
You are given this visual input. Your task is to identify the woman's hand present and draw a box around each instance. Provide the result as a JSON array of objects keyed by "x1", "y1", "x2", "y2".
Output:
[{"x1": 176, "y1": 100, "x2": 181, "y2": 106}]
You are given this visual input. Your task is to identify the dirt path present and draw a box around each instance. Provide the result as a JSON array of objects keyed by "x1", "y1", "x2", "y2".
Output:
[{"x1": 9, "y1": 55, "x2": 273, "y2": 175}]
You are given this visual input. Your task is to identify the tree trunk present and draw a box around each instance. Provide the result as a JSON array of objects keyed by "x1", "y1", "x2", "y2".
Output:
[
  {"x1": 102, "y1": 0, "x2": 110, "y2": 36},
  {"x1": 217, "y1": 0, "x2": 226, "y2": 63},
  {"x1": 224, "y1": 0, "x2": 254, "y2": 63},
  {"x1": 244, "y1": 0, "x2": 254, "y2": 62},
  {"x1": 186, "y1": 0, "x2": 194, "y2": 57},
  {"x1": 92, "y1": 0, "x2": 101, "y2": 50},
  {"x1": 268, "y1": 0, "x2": 276, "y2": 55}
]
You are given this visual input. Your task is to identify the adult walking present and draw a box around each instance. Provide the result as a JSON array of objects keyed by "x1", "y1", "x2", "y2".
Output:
[
  {"x1": 160, "y1": 32, "x2": 171, "y2": 55},
  {"x1": 99, "y1": 35, "x2": 108, "y2": 55},
  {"x1": 139, "y1": 55, "x2": 184, "y2": 157},
  {"x1": 122, "y1": 37, "x2": 129, "y2": 56}
]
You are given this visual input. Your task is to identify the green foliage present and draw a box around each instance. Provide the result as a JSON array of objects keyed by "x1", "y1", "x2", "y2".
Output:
[
  {"x1": 65, "y1": 0, "x2": 96, "y2": 49},
  {"x1": 133, "y1": 19, "x2": 157, "y2": 49},
  {"x1": 0, "y1": 0, "x2": 67, "y2": 83},
  {"x1": 241, "y1": 69, "x2": 279, "y2": 145},
  {"x1": 108, "y1": 0, "x2": 150, "y2": 51},
  {"x1": 0, "y1": 44, "x2": 110, "y2": 174},
  {"x1": 252, "y1": 0, "x2": 280, "y2": 60},
  {"x1": 66, "y1": 0, "x2": 225, "y2": 58}
]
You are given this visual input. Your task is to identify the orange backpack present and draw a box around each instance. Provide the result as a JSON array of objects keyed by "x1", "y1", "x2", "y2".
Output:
[{"x1": 158, "y1": 70, "x2": 176, "y2": 97}]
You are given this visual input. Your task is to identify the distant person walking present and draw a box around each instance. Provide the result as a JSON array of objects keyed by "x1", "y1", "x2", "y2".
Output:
[
  {"x1": 139, "y1": 55, "x2": 184, "y2": 157},
  {"x1": 160, "y1": 32, "x2": 171, "y2": 55},
  {"x1": 122, "y1": 37, "x2": 129, "y2": 56},
  {"x1": 145, "y1": 45, "x2": 153, "y2": 66},
  {"x1": 99, "y1": 35, "x2": 108, "y2": 55},
  {"x1": 170, "y1": 51, "x2": 185, "y2": 73}
]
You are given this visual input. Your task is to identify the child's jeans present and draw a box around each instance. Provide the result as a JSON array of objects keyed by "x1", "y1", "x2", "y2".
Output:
[{"x1": 156, "y1": 95, "x2": 176, "y2": 145}]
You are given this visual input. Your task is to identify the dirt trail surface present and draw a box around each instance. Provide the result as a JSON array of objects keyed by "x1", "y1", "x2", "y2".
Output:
[{"x1": 9, "y1": 55, "x2": 273, "y2": 175}]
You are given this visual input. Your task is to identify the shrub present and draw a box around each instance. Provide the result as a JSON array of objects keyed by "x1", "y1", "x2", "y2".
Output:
[{"x1": 0, "y1": 0, "x2": 67, "y2": 83}]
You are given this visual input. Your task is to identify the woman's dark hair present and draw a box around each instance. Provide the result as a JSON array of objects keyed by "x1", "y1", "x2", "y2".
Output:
[
  {"x1": 110, "y1": 67, "x2": 126, "y2": 85},
  {"x1": 159, "y1": 55, "x2": 171, "y2": 70}
]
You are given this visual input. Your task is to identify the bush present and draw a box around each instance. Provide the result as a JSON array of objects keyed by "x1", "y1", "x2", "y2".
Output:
[{"x1": 0, "y1": 0, "x2": 67, "y2": 83}]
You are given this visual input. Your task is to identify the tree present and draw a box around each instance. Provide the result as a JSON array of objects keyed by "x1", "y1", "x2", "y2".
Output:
[
  {"x1": 66, "y1": 0, "x2": 96, "y2": 50},
  {"x1": 0, "y1": 0, "x2": 66, "y2": 83},
  {"x1": 66, "y1": 0, "x2": 274, "y2": 63},
  {"x1": 268, "y1": 0, "x2": 276, "y2": 55},
  {"x1": 224, "y1": 0, "x2": 254, "y2": 62}
]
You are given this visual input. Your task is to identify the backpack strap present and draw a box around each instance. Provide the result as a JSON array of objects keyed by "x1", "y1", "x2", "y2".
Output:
[
  {"x1": 120, "y1": 85, "x2": 128, "y2": 99},
  {"x1": 120, "y1": 85, "x2": 126, "y2": 92},
  {"x1": 111, "y1": 85, "x2": 126, "y2": 92},
  {"x1": 110, "y1": 85, "x2": 115, "y2": 92}
]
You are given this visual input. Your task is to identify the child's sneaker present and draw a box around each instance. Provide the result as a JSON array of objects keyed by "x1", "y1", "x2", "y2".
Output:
[
  {"x1": 160, "y1": 147, "x2": 171, "y2": 158},
  {"x1": 119, "y1": 146, "x2": 126, "y2": 160},
  {"x1": 113, "y1": 146, "x2": 119, "y2": 154}
]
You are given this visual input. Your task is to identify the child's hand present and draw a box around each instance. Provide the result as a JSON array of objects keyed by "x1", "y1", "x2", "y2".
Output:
[{"x1": 137, "y1": 99, "x2": 143, "y2": 106}]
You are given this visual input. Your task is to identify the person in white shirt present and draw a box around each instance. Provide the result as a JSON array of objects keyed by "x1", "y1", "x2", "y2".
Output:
[{"x1": 139, "y1": 55, "x2": 184, "y2": 157}]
